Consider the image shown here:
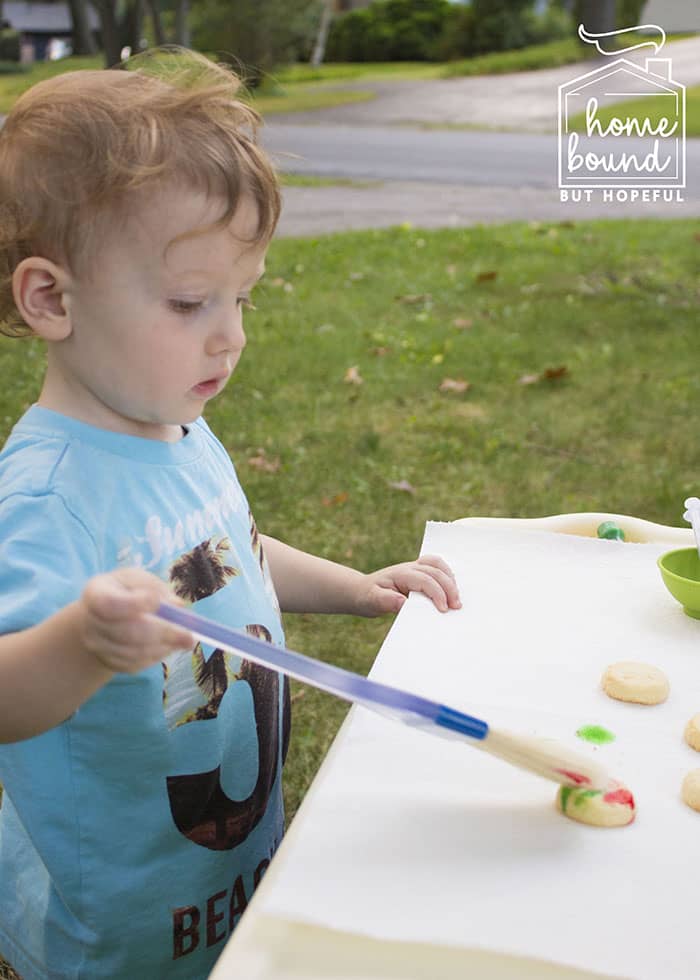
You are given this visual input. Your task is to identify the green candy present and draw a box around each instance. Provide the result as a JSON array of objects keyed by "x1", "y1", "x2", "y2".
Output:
[{"x1": 597, "y1": 520, "x2": 625, "y2": 541}]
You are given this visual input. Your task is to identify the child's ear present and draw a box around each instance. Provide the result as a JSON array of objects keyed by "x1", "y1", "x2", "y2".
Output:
[{"x1": 12, "y1": 257, "x2": 73, "y2": 341}]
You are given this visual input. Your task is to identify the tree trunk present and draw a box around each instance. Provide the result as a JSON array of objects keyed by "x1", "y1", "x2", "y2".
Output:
[
  {"x1": 147, "y1": 0, "x2": 166, "y2": 46},
  {"x1": 577, "y1": 0, "x2": 616, "y2": 37},
  {"x1": 69, "y1": 0, "x2": 98, "y2": 54},
  {"x1": 124, "y1": 0, "x2": 145, "y2": 53},
  {"x1": 310, "y1": 0, "x2": 333, "y2": 67},
  {"x1": 174, "y1": 0, "x2": 190, "y2": 48},
  {"x1": 94, "y1": 0, "x2": 123, "y2": 65}
]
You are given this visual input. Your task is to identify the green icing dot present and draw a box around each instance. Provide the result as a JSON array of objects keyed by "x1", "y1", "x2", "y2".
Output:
[{"x1": 576, "y1": 724, "x2": 615, "y2": 745}]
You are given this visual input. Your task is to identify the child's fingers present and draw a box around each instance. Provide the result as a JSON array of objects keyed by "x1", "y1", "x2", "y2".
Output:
[
  {"x1": 83, "y1": 575, "x2": 148, "y2": 622},
  {"x1": 411, "y1": 570, "x2": 452, "y2": 611},
  {"x1": 84, "y1": 569, "x2": 179, "y2": 621},
  {"x1": 91, "y1": 626, "x2": 194, "y2": 673},
  {"x1": 415, "y1": 555, "x2": 457, "y2": 581},
  {"x1": 142, "y1": 613, "x2": 194, "y2": 653},
  {"x1": 407, "y1": 562, "x2": 461, "y2": 610}
]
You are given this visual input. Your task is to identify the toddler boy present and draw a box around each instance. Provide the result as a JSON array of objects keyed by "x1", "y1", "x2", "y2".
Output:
[{"x1": 0, "y1": 52, "x2": 459, "y2": 979}]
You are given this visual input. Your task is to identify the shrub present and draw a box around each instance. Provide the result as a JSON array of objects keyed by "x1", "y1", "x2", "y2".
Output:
[
  {"x1": 326, "y1": 0, "x2": 451, "y2": 63},
  {"x1": 436, "y1": 0, "x2": 574, "y2": 61},
  {"x1": 0, "y1": 29, "x2": 21, "y2": 63}
]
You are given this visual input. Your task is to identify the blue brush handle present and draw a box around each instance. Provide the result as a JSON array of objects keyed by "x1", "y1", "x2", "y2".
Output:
[{"x1": 157, "y1": 602, "x2": 488, "y2": 742}]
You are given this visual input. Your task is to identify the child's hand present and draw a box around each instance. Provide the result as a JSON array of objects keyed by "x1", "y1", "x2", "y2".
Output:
[
  {"x1": 356, "y1": 555, "x2": 461, "y2": 617},
  {"x1": 79, "y1": 568, "x2": 194, "y2": 674}
]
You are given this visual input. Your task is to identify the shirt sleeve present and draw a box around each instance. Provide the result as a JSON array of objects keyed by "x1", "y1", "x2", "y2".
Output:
[{"x1": 0, "y1": 492, "x2": 100, "y2": 636}]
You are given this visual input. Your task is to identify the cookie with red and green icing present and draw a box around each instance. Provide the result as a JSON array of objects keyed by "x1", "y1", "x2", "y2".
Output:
[{"x1": 556, "y1": 780, "x2": 636, "y2": 827}]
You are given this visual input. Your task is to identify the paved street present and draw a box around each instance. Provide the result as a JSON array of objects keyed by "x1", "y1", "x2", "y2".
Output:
[{"x1": 267, "y1": 126, "x2": 699, "y2": 237}]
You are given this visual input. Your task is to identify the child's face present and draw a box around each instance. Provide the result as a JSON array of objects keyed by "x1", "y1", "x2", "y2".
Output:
[{"x1": 49, "y1": 187, "x2": 267, "y2": 441}]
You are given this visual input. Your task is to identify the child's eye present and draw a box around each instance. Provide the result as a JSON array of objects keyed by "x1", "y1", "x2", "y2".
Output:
[{"x1": 169, "y1": 299, "x2": 204, "y2": 314}]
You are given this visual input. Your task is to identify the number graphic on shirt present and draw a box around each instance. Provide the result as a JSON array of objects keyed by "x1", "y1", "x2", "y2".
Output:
[{"x1": 166, "y1": 647, "x2": 289, "y2": 850}]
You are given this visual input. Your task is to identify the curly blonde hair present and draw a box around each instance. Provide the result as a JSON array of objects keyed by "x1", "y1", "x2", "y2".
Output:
[{"x1": 0, "y1": 49, "x2": 281, "y2": 337}]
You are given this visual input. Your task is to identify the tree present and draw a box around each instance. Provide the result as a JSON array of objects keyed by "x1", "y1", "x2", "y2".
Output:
[
  {"x1": 575, "y1": 0, "x2": 615, "y2": 37},
  {"x1": 174, "y1": 0, "x2": 190, "y2": 46},
  {"x1": 68, "y1": 0, "x2": 97, "y2": 55},
  {"x1": 92, "y1": 0, "x2": 146, "y2": 66},
  {"x1": 310, "y1": 0, "x2": 334, "y2": 66},
  {"x1": 146, "y1": 0, "x2": 167, "y2": 46}
]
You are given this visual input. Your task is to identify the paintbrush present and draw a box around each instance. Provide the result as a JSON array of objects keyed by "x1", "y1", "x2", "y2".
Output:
[{"x1": 156, "y1": 602, "x2": 609, "y2": 790}]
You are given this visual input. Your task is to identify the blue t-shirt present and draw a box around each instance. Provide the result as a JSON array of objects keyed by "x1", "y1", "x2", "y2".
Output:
[{"x1": 0, "y1": 406, "x2": 290, "y2": 980}]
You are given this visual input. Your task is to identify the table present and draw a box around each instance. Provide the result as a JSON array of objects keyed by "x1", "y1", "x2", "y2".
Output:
[{"x1": 211, "y1": 513, "x2": 694, "y2": 980}]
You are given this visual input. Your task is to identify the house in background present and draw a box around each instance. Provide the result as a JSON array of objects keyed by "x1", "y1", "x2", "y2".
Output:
[{"x1": 3, "y1": 0, "x2": 99, "y2": 61}]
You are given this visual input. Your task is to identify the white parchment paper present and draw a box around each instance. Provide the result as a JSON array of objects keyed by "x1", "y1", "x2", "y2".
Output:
[{"x1": 262, "y1": 523, "x2": 700, "y2": 980}]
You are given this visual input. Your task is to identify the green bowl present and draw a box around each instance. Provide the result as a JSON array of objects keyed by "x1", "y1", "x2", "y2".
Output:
[{"x1": 658, "y1": 548, "x2": 700, "y2": 619}]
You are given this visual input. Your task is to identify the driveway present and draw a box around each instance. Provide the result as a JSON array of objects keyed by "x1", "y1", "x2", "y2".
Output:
[{"x1": 270, "y1": 35, "x2": 700, "y2": 133}]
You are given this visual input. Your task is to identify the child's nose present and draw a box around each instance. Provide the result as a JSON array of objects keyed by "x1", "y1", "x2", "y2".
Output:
[{"x1": 208, "y1": 315, "x2": 246, "y2": 356}]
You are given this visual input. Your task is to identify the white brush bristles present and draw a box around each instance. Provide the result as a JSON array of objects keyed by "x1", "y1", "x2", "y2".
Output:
[{"x1": 480, "y1": 728, "x2": 610, "y2": 789}]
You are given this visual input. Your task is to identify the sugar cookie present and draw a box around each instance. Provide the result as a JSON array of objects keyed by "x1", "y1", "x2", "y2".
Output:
[
  {"x1": 682, "y1": 770, "x2": 700, "y2": 812},
  {"x1": 601, "y1": 661, "x2": 669, "y2": 705},
  {"x1": 556, "y1": 781, "x2": 636, "y2": 828},
  {"x1": 684, "y1": 715, "x2": 700, "y2": 752}
]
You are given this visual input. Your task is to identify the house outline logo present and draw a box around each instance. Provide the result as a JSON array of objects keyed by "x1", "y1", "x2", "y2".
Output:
[{"x1": 558, "y1": 25, "x2": 686, "y2": 195}]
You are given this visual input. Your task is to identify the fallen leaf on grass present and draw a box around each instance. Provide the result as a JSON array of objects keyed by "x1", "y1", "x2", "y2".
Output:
[
  {"x1": 321, "y1": 492, "x2": 349, "y2": 507},
  {"x1": 439, "y1": 377, "x2": 471, "y2": 394},
  {"x1": 389, "y1": 480, "x2": 416, "y2": 495},
  {"x1": 519, "y1": 365, "x2": 569, "y2": 386},
  {"x1": 396, "y1": 293, "x2": 432, "y2": 305},
  {"x1": 452, "y1": 317, "x2": 473, "y2": 330},
  {"x1": 475, "y1": 270, "x2": 498, "y2": 283},
  {"x1": 247, "y1": 448, "x2": 281, "y2": 473},
  {"x1": 543, "y1": 365, "x2": 569, "y2": 381},
  {"x1": 344, "y1": 365, "x2": 364, "y2": 385},
  {"x1": 371, "y1": 346, "x2": 391, "y2": 356}
]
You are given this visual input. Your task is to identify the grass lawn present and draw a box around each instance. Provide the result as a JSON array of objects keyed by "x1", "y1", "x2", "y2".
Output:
[
  {"x1": 281, "y1": 174, "x2": 382, "y2": 187},
  {"x1": 443, "y1": 37, "x2": 586, "y2": 77},
  {"x1": 569, "y1": 84, "x2": 700, "y2": 139},
  {"x1": 0, "y1": 217, "x2": 697, "y2": 831}
]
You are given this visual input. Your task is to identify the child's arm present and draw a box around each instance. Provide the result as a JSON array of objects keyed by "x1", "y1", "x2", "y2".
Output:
[
  {"x1": 0, "y1": 569, "x2": 193, "y2": 744},
  {"x1": 260, "y1": 535, "x2": 461, "y2": 617}
]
